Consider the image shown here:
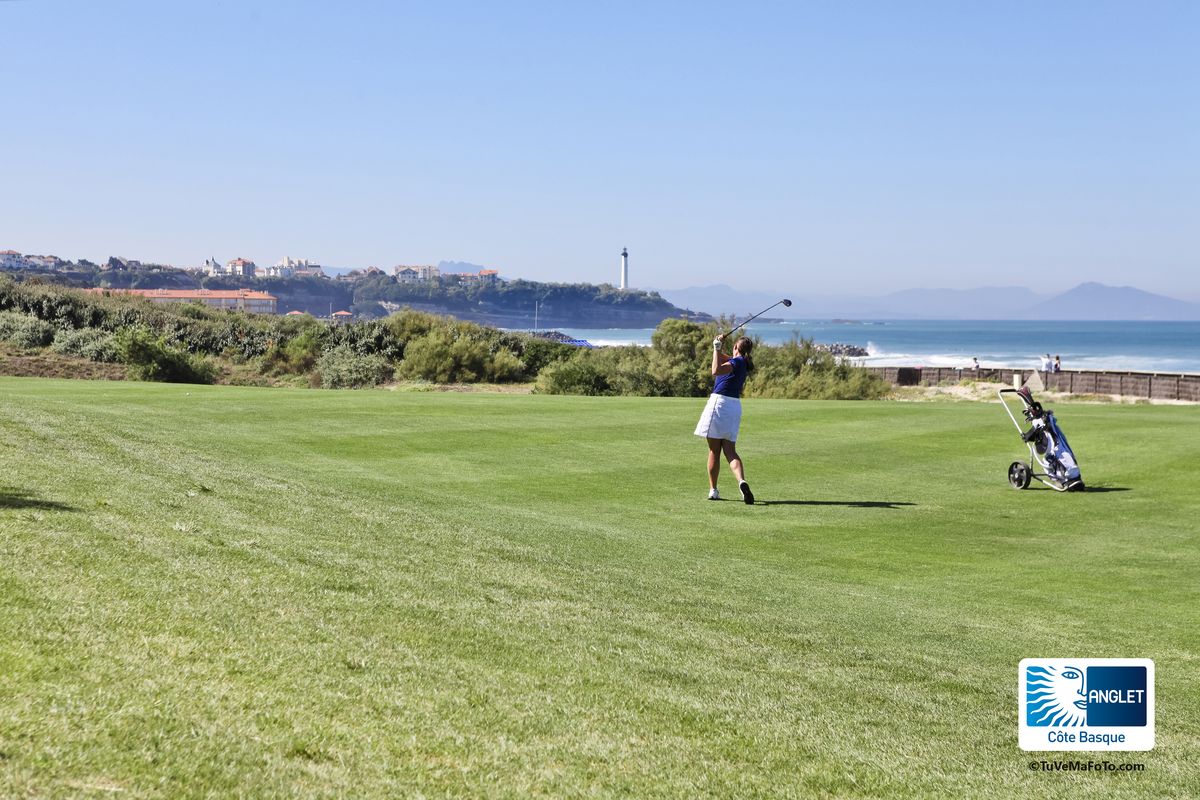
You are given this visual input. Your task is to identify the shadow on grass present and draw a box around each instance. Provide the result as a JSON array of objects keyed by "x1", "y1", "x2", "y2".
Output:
[
  {"x1": 1023, "y1": 484, "x2": 1131, "y2": 493},
  {"x1": 0, "y1": 487, "x2": 78, "y2": 512},
  {"x1": 758, "y1": 500, "x2": 916, "y2": 509}
]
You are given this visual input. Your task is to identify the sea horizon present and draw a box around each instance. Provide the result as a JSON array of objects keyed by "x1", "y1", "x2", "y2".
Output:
[{"x1": 535, "y1": 319, "x2": 1200, "y2": 375}]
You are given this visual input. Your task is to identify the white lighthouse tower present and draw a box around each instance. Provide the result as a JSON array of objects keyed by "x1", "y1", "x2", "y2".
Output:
[{"x1": 620, "y1": 247, "x2": 628, "y2": 290}]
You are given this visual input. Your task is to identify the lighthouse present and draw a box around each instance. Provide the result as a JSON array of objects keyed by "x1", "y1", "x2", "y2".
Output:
[{"x1": 620, "y1": 247, "x2": 628, "y2": 290}]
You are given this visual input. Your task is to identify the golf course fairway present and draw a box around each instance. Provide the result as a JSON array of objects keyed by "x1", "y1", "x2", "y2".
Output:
[{"x1": 1, "y1": 377, "x2": 1197, "y2": 798}]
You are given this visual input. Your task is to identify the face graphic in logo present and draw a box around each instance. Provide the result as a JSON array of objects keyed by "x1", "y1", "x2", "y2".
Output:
[{"x1": 1026, "y1": 664, "x2": 1087, "y2": 726}]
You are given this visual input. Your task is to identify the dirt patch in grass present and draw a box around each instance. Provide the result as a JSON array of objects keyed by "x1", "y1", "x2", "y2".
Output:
[
  {"x1": 388, "y1": 380, "x2": 535, "y2": 394},
  {"x1": 0, "y1": 346, "x2": 126, "y2": 381}
]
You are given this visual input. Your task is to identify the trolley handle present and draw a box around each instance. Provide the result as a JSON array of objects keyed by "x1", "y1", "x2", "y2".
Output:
[{"x1": 996, "y1": 388, "x2": 1026, "y2": 433}]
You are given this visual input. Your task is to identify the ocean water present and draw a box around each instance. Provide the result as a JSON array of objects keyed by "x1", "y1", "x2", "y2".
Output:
[{"x1": 547, "y1": 320, "x2": 1200, "y2": 374}]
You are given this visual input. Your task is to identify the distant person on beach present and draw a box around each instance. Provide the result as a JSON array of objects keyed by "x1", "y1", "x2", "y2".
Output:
[
  {"x1": 1041, "y1": 354, "x2": 1052, "y2": 372},
  {"x1": 972, "y1": 357, "x2": 980, "y2": 371},
  {"x1": 694, "y1": 335, "x2": 755, "y2": 504},
  {"x1": 1054, "y1": 355, "x2": 1062, "y2": 372}
]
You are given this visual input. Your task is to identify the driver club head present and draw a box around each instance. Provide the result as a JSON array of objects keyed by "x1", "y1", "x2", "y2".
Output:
[{"x1": 781, "y1": 298, "x2": 792, "y2": 307}]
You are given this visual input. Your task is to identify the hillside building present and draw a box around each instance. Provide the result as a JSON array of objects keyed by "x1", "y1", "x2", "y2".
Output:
[
  {"x1": 445, "y1": 268, "x2": 499, "y2": 285},
  {"x1": 87, "y1": 288, "x2": 277, "y2": 314},
  {"x1": 226, "y1": 257, "x2": 257, "y2": 278},
  {"x1": 393, "y1": 264, "x2": 439, "y2": 283},
  {"x1": 270, "y1": 256, "x2": 322, "y2": 278}
]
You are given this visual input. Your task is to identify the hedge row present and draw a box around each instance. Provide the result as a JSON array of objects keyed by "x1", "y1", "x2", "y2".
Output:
[{"x1": 0, "y1": 278, "x2": 888, "y2": 398}]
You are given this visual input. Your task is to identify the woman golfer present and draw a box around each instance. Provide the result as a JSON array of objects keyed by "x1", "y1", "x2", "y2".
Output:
[{"x1": 694, "y1": 335, "x2": 754, "y2": 504}]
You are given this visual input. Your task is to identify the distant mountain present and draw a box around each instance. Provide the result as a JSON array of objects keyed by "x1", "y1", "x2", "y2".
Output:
[
  {"x1": 879, "y1": 286, "x2": 1048, "y2": 319},
  {"x1": 660, "y1": 282, "x2": 1200, "y2": 320},
  {"x1": 655, "y1": 284, "x2": 792, "y2": 318},
  {"x1": 1024, "y1": 283, "x2": 1200, "y2": 321},
  {"x1": 658, "y1": 284, "x2": 1048, "y2": 319}
]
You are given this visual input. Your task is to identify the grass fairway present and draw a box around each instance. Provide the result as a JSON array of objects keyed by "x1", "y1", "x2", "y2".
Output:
[{"x1": 1, "y1": 378, "x2": 1197, "y2": 798}]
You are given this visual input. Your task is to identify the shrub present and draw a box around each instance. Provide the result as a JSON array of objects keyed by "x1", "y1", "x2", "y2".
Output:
[
  {"x1": 51, "y1": 328, "x2": 120, "y2": 363},
  {"x1": 512, "y1": 336, "x2": 575, "y2": 375},
  {"x1": 0, "y1": 311, "x2": 56, "y2": 349},
  {"x1": 486, "y1": 348, "x2": 526, "y2": 382},
  {"x1": 384, "y1": 308, "x2": 441, "y2": 342},
  {"x1": 747, "y1": 337, "x2": 890, "y2": 400},
  {"x1": 316, "y1": 344, "x2": 393, "y2": 389},
  {"x1": 395, "y1": 324, "x2": 522, "y2": 383},
  {"x1": 535, "y1": 351, "x2": 611, "y2": 395},
  {"x1": 117, "y1": 328, "x2": 215, "y2": 384},
  {"x1": 262, "y1": 326, "x2": 327, "y2": 375}
]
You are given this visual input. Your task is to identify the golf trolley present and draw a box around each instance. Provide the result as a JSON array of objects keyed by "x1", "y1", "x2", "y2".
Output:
[{"x1": 998, "y1": 387, "x2": 1085, "y2": 492}]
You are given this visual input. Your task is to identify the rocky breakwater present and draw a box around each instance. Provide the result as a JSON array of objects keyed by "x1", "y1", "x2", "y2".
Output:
[{"x1": 815, "y1": 342, "x2": 869, "y2": 357}]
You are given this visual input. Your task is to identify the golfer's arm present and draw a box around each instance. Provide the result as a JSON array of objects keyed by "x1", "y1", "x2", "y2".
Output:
[{"x1": 712, "y1": 350, "x2": 732, "y2": 376}]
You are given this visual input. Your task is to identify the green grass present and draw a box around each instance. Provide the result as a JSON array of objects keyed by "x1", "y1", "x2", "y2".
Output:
[{"x1": 1, "y1": 378, "x2": 1197, "y2": 798}]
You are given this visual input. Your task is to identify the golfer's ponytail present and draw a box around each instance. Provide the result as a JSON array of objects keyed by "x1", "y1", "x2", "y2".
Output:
[{"x1": 734, "y1": 337, "x2": 754, "y2": 373}]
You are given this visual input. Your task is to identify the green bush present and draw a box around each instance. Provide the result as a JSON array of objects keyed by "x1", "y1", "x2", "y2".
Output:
[
  {"x1": 117, "y1": 328, "x2": 215, "y2": 384},
  {"x1": 396, "y1": 327, "x2": 486, "y2": 382},
  {"x1": 395, "y1": 322, "x2": 527, "y2": 383},
  {"x1": 384, "y1": 308, "x2": 440, "y2": 342},
  {"x1": 511, "y1": 336, "x2": 575, "y2": 375},
  {"x1": 648, "y1": 319, "x2": 715, "y2": 397},
  {"x1": 51, "y1": 328, "x2": 120, "y2": 363},
  {"x1": 316, "y1": 344, "x2": 393, "y2": 389},
  {"x1": 747, "y1": 337, "x2": 890, "y2": 400},
  {"x1": 262, "y1": 326, "x2": 327, "y2": 375},
  {"x1": 486, "y1": 348, "x2": 526, "y2": 382},
  {"x1": 535, "y1": 351, "x2": 611, "y2": 395},
  {"x1": 0, "y1": 311, "x2": 56, "y2": 349}
]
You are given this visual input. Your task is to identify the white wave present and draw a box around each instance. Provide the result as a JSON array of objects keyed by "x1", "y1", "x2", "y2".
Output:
[{"x1": 585, "y1": 337, "x2": 650, "y2": 347}]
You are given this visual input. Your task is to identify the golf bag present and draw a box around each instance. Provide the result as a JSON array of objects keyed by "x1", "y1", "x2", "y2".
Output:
[{"x1": 999, "y1": 386, "x2": 1085, "y2": 492}]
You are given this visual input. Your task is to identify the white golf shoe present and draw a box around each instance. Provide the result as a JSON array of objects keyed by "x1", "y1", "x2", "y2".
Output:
[{"x1": 707, "y1": 488, "x2": 720, "y2": 501}]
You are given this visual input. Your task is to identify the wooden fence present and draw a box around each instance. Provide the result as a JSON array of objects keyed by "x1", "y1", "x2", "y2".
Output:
[{"x1": 865, "y1": 367, "x2": 1200, "y2": 401}]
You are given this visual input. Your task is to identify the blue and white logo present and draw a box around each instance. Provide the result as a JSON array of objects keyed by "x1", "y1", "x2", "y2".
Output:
[
  {"x1": 1019, "y1": 659, "x2": 1154, "y2": 751},
  {"x1": 1026, "y1": 664, "x2": 1088, "y2": 727}
]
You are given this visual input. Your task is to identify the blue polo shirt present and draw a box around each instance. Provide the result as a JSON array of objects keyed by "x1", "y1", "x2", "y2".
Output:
[{"x1": 713, "y1": 356, "x2": 748, "y2": 398}]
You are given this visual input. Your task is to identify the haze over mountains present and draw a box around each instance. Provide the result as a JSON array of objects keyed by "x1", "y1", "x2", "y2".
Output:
[{"x1": 659, "y1": 282, "x2": 1200, "y2": 321}]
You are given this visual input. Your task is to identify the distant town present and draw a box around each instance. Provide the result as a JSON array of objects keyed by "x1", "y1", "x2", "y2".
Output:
[
  {"x1": 0, "y1": 249, "x2": 700, "y2": 328},
  {"x1": 0, "y1": 250, "x2": 501, "y2": 317}
]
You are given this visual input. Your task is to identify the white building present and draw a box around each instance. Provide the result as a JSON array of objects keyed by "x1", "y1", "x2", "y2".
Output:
[
  {"x1": 393, "y1": 264, "x2": 439, "y2": 282},
  {"x1": 269, "y1": 257, "x2": 326, "y2": 278},
  {"x1": 0, "y1": 250, "x2": 27, "y2": 269},
  {"x1": 226, "y1": 257, "x2": 257, "y2": 278}
]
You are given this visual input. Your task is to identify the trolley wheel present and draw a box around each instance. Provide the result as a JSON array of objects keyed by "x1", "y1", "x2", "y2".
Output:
[{"x1": 1008, "y1": 461, "x2": 1031, "y2": 490}]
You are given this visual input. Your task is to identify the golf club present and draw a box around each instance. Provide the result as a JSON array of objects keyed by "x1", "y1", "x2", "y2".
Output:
[{"x1": 721, "y1": 298, "x2": 792, "y2": 339}]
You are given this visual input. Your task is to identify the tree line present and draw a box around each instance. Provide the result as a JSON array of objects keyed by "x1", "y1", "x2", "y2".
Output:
[{"x1": 0, "y1": 278, "x2": 888, "y2": 398}]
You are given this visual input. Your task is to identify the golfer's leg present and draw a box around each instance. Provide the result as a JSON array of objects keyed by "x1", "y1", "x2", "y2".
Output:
[
  {"x1": 722, "y1": 441, "x2": 746, "y2": 483},
  {"x1": 706, "y1": 438, "x2": 722, "y2": 489}
]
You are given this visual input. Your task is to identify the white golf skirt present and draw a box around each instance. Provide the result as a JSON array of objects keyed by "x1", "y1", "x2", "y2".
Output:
[{"x1": 694, "y1": 393, "x2": 742, "y2": 441}]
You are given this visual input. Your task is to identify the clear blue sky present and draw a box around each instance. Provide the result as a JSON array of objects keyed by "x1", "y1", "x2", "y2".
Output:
[{"x1": 2, "y1": 0, "x2": 1197, "y2": 297}]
